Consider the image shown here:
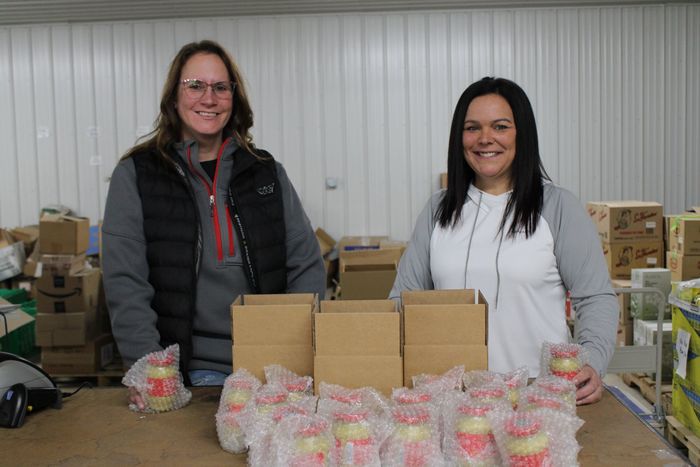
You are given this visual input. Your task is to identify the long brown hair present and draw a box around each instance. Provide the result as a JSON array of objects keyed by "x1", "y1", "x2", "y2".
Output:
[{"x1": 125, "y1": 40, "x2": 255, "y2": 160}]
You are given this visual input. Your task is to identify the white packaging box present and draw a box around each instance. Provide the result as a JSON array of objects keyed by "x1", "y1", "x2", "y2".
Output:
[{"x1": 630, "y1": 268, "x2": 671, "y2": 320}]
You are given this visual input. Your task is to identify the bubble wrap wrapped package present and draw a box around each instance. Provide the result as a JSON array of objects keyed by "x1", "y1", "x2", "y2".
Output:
[
  {"x1": 380, "y1": 404, "x2": 445, "y2": 467},
  {"x1": 517, "y1": 383, "x2": 576, "y2": 416},
  {"x1": 466, "y1": 381, "x2": 511, "y2": 407},
  {"x1": 441, "y1": 392, "x2": 509, "y2": 467},
  {"x1": 215, "y1": 368, "x2": 262, "y2": 453},
  {"x1": 121, "y1": 344, "x2": 191, "y2": 413},
  {"x1": 411, "y1": 365, "x2": 465, "y2": 392},
  {"x1": 488, "y1": 407, "x2": 584, "y2": 467},
  {"x1": 391, "y1": 386, "x2": 439, "y2": 407},
  {"x1": 264, "y1": 364, "x2": 313, "y2": 402},
  {"x1": 532, "y1": 376, "x2": 577, "y2": 407},
  {"x1": 540, "y1": 342, "x2": 589, "y2": 381},
  {"x1": 272, "y1": 414, "x2": 334, "y2": 467},
  {"x1": 463, "y1": 367, "x2": 529, "y2": 408},
  {"x1": 317, "y1": 382, "x2": 389, "y2": 417},
  {"x1": 317, "y1": 399, "x2": 391, "y2": 467}
]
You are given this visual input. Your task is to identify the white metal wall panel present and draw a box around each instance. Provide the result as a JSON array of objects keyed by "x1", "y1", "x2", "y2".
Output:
[{"x1": 1, "y1": 5, "x2": 698, "y2": 241}]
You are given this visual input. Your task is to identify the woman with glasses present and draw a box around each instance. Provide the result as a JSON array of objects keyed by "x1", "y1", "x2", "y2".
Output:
[
  {"x1": 102, "y1": 40, "x2": 325, "y2": 409},
  {"x1": 389, "y1": 77, "x2": 618, "y2": 405}
]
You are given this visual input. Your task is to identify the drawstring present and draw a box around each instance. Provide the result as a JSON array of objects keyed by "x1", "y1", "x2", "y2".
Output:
[
  {"x1": 463, "y1": 188, "x2": 506, "y2": 311},
  {"x1": 494, "y1": 229, "x2": 504, "y2": 310},
  {"x1": 464, "y1": 191, "x2": 483, "y2": 289}
]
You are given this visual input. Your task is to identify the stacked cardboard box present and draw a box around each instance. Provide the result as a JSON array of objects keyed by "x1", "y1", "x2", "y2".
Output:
[
  {"x1": 611, "y1": 279, "x2": 633, "y2": 346},
  {"x1": 402, "y1": 289, "x2": 488, "y2": 387},
  {"x1": 586, "y1": 201, "x2": 664, "y2": 279},
  {"x1": 35, "y1": 214, "x2": 113, "y2": 373},
  {"x1": 667, "y1": 215, "x2": 700, "y2": 281},
  {"x1": 337, "y1": 236, "x2": 406, "y2": 300},
  {"x1": 231, "y1": 293, "x2": 316, "y2": 382},
  {"x1": 313, "y1": 300, "x2": 402, "y2": 396}
]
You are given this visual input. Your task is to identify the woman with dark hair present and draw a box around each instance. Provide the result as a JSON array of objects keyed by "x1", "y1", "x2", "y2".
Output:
[
  {"x1": 390, "y1": 77, "x2": 617, "y2": 405},
  {"x1": 102, "y1": 40, "x2": 325, "y2": 408}
]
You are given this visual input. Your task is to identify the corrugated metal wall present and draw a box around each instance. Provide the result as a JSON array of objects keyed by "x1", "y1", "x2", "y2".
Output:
[{"x1": 0, "y1": 4, "x2": 698, "y2": 241}]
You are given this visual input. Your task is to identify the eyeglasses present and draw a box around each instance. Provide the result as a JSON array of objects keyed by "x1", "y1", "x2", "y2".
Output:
[{"x1": 181, "y1": 79, "x2": 235, "y2": 99}]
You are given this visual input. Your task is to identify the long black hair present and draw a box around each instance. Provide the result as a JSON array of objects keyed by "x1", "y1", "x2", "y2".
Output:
[{"x1": 436, "y1": 77, "x2": 550, "y2": 238}]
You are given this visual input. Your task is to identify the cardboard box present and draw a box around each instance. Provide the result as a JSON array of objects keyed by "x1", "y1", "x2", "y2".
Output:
[
  {"x1": 440, "y1": 172, "x2": 448, "y2": 189},
  {"x1": 9, "y1": 226, "x2": 39, "y2": 253},
  {"x1": 339, "y1": 249, "x2": 401, "y2": 300},
  {"x1": 315, "y1": 228, "x2": 336, "y2": 257},
  {"x1": 587, "y1": 201, "x2": 663, "y2": 243},
  {"x1": 231, "y1": 293, "x2": 316, "y2": 380},
  {"x1": 315, "y1": 228, "x2": 338, "y2": 289},
  {"x1": 669, "y1": 216, "x2": 700, "y2": 256},
  {"x1": 611, "y1": 279, "x2": 632, "y2": 324},
  {"x1": 337, "y1": 236, "x2": 387, "y2": 257},
  {"x1": 667, "y1": 251, "x2": 700, "y2": 281},
  {"x1": 41, "y1": 334, "x2": 115, "y2": 374},
  {"x1": 633, "y1": 318, "x2": 673, "y2": 380},
  {"x1": 36, "y1": 268, "x2": 101, "y2": 314},
  {"x1": 313, "y1": 299, "x2": 402, "y2": 395},
  {"x1": 39, "y1": 214, "x2": 90, "y2": 254},
  {"x1": 0, "y1": 299, "x2": 34, "y2": 339},
  {"x1": 403, "y1": 345, "x2": 487, "y2": 386},
  {"x1": 35, "y1": 310, "x2": 97, "y2": 347},
  {"x1": 401, "y1": 289, "x2": 488, "y2": 386},
  {"x1": 630, "y1": 268, "x2": 671, "y2": 320},
  {"x1": 313, "y1": 356, "x2": 403, "y2": 396},
  {"x1": 602, "y1": 241, "x2": 664, "y2": 279},
  {"x1": 617, "y1": 321, "x2": 633, "y2": 346},
  {"x1": 39, "y1": 253, "x2": 86, "y2": 276},
  {"x1": 0, "y1": 229, "x2": 26, "y2": 281}
]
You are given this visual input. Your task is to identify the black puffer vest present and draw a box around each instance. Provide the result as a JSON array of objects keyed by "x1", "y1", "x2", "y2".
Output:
[{"x1": 132, "y1": 145, "x2": 287, "y2": 376}]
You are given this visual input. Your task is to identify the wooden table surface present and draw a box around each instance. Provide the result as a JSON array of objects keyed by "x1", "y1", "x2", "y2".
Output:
[{"x1": 0, "y1": 386, "x2": 688, "y2": 466}]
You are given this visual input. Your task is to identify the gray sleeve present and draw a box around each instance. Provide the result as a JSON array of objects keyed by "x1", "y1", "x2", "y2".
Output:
[
  {"x1": 277, "y1": 163, "x2": 327, "y2": 299},
  {"x1": 102, "y1": 158, "x2": 162, "y2": 367},
  {"x1": 544, "y1": 185, "x2": 619, "y2": 376},
  {"x1": 388, "y1": 192, "x2": 442, "y2": 301}
]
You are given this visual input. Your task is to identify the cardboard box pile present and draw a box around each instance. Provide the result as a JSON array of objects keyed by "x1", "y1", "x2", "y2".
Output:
[
  {"x1": 313, "y1": 300, "x2": 402, "y2": 396},
  {"x1": 337, "y1": 236, "x2": 406, "y2": 300},
  {"x1": 586, "y1": 201, "x2": 664, "y2": 279},
  {"x1": 667, "y1": 214, "x2": 700, "y2": 281},
  {"x1": 611, "y1": 279, "x2": 633, "y2": 346},
  {"x1": 34, "y1": 214, "x2": 112, "y2": 373},
  {"x1": 231, "y1": 293, "x2": 316, "y2": 382},
  {"x1": 402, "y1": 289, "x2": 488, "y2": 387}
]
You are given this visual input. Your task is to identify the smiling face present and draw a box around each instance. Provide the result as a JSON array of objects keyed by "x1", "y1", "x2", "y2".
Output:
[
  {"x1": 176, "y1": 52, "x2": 232, "y2": 148},
  {"x1": 462, "y1": 93, "x2": 517, "y2": 194}
]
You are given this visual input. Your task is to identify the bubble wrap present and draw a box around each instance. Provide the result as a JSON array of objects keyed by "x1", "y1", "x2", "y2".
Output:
[
  {"x1": 317, "y1": 399, "x2": 390, "y2": 467},
  {"x1": 411, "y1": 365, "x2": 465, "y2": 392},
  {"x1": 466, "y1": 381, "x2": 510, "y2": 407},
  {"x1": 441, "y1": 391, "x2": 509, "y2": 467},
  {"x1": 215, "y1": 368, "x2": 262, "y2": 453},
  {"x1": 391, "y1": 387, "x2": 439, "y2": 407},
  {"x1": 121, "y1": 344, "x2": 191, "y2": 413},
  {"x1": 532, "y1": 376, "x2": 577, "y2": 408},
  {"x1": 380, "y1": 404, "x2": 445, "y2": 467},
  {"x1": 488, "y1": 407, "x2": 584, "y2": 467},
  {"x1": 517, "y1": 384, "x2": 576, "y2": 416},
  {"x1": 264, "y1": 364, "x2": 314, "y2": 402},
  {"x1": 463, "y1": 367, "x2": 529, "y2": 408},
  {"x1": 272, "y1": 414, "x2": 334, "y2": 467},
  {"x1": 540, "y1": 342, "x2": 589, "y2": 381},
  {"x1": 317, "y1": 382, "x2": 390, "y2": 417}
]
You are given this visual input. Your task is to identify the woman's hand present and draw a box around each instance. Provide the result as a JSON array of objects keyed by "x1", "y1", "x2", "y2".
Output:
[
  {"x1": 573, "y1": 365, "x2": 603, "y2": 405},
  {"x1": 128, "y1": 387, "x2": 147, "y2": 411}
]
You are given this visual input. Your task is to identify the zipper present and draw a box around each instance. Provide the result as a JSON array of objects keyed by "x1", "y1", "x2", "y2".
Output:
[
  {"x1": 186, "y1": 139, "x2": 232, "y2": 262},
  {"x1": 171, "y1": 160, "x2": 202, "y2": 277}
]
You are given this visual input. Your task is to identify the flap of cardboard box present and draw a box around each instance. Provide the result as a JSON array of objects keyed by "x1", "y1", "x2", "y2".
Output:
[
  {"x1": 402, "y1": 289, "x2": 479, "y2": 305},
  {"x1": 337, "y1": 236, "x2": 387, "y2": 252},
  {"x1": 340, "y1": 248, "x2": 402, "y2": 266},
  {"x1": 314, "y1": 312, "x2": 400, "y2": 355},
  {"x1": 235, "y1": 293, "x2": 317, "y2": 306},
  {"x1": 404, "y1": 306, "x2": 486, "y2": 345},
  {"x1": 593, "y1": 201, "x2": 661, "y2": 208},
  {"x1": 0, "y1": 301, "x2": 34, "y2": 338},
  {"x1": 233, "y1": 344, "x2": 313, "y2": 381},
  {"x1": 313, "y1": 355, "x2": 403, "y2": 396},
  {"x1": 315, "y1": 228, "x2": 336, "y2": 257},
  {"x1": 320, "y1": 300, "x2": 396, "y2": 314},
  {"x1": 232, "y1": 306, "x2": 313, "y2": 345}
]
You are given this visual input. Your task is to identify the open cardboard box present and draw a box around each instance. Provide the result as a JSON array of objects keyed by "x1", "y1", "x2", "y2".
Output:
[
  {"x1": 231, "y1": 293, "x2": 317, "y2": 381},
  {"x1": 339, "y1": 249, "x2": 401, "y2": 300},
  {"x1": 313, "y1": 299, "x2": 402, "y2": 396},
  {"x1": 401, "y1": 289, "x2": 488, "y2": 387}
]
